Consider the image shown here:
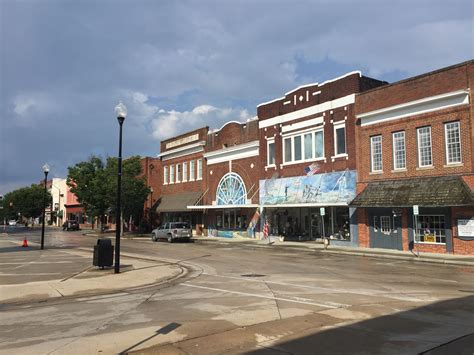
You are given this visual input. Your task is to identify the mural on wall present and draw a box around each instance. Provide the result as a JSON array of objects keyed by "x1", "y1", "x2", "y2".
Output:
[{"x1": 259, "y1": 170, "x2": 356, "y2": 205}]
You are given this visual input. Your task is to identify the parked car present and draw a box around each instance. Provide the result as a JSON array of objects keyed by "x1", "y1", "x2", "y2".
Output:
[
  {"x1": 63, "y1": 220, "x2": 80, "y2": 231},
  {"x1": 152, "y1": 222, "x2": 192, "y2": 242},
  {"x1": 8, "y1": 220, "x2": 17, "y2": 226}
]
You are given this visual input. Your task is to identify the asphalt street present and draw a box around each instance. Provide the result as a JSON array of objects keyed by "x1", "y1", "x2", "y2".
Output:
[{"x1": 1, "y1": 227, "x2": 473, "y2": 354}]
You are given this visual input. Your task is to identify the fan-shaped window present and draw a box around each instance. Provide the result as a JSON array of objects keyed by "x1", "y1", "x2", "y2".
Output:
[{"x1": 216, "y1": 172, "x2": 247, "y2": 205}]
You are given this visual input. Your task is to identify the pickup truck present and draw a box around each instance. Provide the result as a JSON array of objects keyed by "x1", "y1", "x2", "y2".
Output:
[{"x1": 152, "y1": 222, "x2": 192, "y2": 242}]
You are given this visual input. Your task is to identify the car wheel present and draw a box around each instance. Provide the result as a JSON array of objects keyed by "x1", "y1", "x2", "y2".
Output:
[
  {"x1": 167, "y1": 235, "x2": 173, "y2": 243},
  {"x1": 152, "y1": 234, "x2": 157, "y2": 242}
]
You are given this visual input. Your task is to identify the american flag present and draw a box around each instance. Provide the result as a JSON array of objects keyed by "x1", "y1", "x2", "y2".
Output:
[
  {"x1": 263, "y1": 220, "x2": 269, "y2": 239},
  {"x1": 304, "y1": 163, "x2": 320, "y2": 176}
]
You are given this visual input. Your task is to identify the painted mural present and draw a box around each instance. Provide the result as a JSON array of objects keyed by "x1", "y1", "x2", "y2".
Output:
[{"x1": 259, "y1": 170, "x2": 356, "y2": 205}]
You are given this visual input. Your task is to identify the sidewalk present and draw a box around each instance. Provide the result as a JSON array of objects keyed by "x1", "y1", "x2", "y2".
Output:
[
  {"x1": 190, "y1": 235, "x2": 474, "y2": 267},
  {"x1": 0, "y1": 239, "x2": 185, "y2": 304}
]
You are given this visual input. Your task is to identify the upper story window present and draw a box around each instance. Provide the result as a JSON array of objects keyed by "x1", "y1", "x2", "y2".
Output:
[
  {"x1": 190, "y1": 160, "x2": 195, "y2": 181},
  {"x1": 334, "y1": 123, "x2": 346, "y2": 156},
  {"x1": 163, "y1": 166, "x2": 169, "y2": 185},
  {"x1": 183, "y1": 162, "x2": 188, "y2": 182},
  {"x1": 170, "y1": 164, "x2": 175, "y2": 184},
  {"x1": 445, "y1": 121, "x2": 461, "y2": 164},
  {"x1": 176, "y1": 163, "x2": 182, "y2": 183},
  {"x1": 370, "y1": 135, "x2": 383, "y2": 172},
  {"x1": 267, "y1": 139, "x2": 275, "y2": 166},
  {"x1": 283, "y1": 128, "x2": 325, "y2": 164},
  {"x1": 197, "y1": 159, "x2": 203, "y2": 180},
  {"x1": 417, "y1": 126, "x2": 432, "y2": 167},
  {"x1": 392, "y1": 131, "x2": 406, "y2": 170}
]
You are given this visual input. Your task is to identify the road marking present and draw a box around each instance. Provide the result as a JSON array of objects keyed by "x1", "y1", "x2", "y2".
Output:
[
  {"x1": 0, "y1": 261, "x2": 74, "y2": 265},
  {"x1": 182, "y1": 283, "x2": 341, "y2": 308}
]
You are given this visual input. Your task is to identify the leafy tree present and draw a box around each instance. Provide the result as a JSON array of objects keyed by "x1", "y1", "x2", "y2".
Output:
[{"x1": 0, "y1": 185, "x2": 52, "y2": 224}]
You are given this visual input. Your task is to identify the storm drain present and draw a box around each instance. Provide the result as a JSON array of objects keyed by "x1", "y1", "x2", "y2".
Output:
[{"x1": 241, "y1": 273, "x2": 266, "y2": 278}]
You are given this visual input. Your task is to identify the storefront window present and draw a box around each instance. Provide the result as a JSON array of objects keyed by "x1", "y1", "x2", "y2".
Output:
[{"x1": 415, "y1": 215, "x2": 446, "y2": 244}]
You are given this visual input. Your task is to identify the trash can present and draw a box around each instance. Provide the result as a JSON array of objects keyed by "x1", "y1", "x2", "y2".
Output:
[{"x1": 93, "y1": 238, "x2": 114, "y2": 268}]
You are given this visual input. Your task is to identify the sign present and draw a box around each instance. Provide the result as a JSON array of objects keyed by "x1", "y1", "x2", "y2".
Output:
[
  {"x1": 165, "y1": 133, "x2": 199, "y2": 149},
  {"x1": 413, "y1": 205, "x2": 419, "y2": 215},
  {"x1": 320, "y1": 207, "x2": 325, "y2": 216},
  {"x1": 458, "y1": 218, "x2": 474, "y2": 237},
  {"x1": 424, "y1": 234, "x2": 436, "y2": 243}
]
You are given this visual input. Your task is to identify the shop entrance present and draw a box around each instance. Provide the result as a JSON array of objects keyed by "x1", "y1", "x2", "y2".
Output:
[{"x1": 369, "y1": 209, "x2": 402, "y2": 250}]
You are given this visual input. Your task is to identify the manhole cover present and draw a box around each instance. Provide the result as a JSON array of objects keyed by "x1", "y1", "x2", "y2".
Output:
[{"x1": 241, "y1": 274, "x2": 266, "y2": 278}]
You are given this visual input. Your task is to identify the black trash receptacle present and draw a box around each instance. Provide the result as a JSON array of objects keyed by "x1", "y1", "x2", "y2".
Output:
[{"x1": 93, "y1": 238, "x2": 114, "y2": 268}]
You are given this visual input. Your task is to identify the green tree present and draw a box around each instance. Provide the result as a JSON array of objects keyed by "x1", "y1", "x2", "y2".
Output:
[{"x1": 0, "y1": 185, "x2": 52, "y2": 224}]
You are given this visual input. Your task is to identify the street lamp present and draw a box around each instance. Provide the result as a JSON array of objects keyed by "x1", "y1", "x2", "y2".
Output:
[
  {"x1": 114, "y1": 101, "x2": 127, "y2": 274},
  {"x1": 41, "y1": 163, "x2": 50, "y2": 250}
]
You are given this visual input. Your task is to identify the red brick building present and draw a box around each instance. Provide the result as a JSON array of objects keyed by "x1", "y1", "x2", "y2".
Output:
[
  {"x1": 351, "y1": 60, "x2": 474, "y2": 254},
  {"x1": 140, "y1": 157, "x2": 161, "y2": 228},
  {"x1": 257, "y1": 72, "x2": 386, "y2": 244}
]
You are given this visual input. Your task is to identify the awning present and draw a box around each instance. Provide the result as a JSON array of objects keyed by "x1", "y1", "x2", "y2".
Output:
[
  {"x1": 350, "y1": 176, "x2": 474, "y2": 207},
  {"x1": 187, "y1": 204, "x2": 259, "y2": 210},
  {"x1": 155, "y1": 191, "x2": 203, "y2": 212}
]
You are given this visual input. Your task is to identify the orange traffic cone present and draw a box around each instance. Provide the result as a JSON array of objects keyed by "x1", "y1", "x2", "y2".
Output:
[{"x1": 22, "y1": 237, "x2": 28, "y2": 247}]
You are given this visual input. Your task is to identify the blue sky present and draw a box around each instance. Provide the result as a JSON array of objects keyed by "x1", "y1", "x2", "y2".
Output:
[{"x1": 0, "y1": 0, "x2": 472, "y2": 194}]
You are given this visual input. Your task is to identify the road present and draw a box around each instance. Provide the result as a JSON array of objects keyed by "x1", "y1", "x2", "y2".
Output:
[{"x1": 1, "y1": 227, "x2": 473, "y2": 354}]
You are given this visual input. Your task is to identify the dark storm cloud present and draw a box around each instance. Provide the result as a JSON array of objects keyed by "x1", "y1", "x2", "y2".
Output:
[{"x1": 0, "y1": 0, "x2": 472, "y2": 193}]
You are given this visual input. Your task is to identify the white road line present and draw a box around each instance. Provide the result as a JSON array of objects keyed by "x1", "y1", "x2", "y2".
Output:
[
  {"x1": 182, "y1": 283, "x2": 341, "y2": 308},
  {"x1": 0, "y1": 261, "x2": 74, "y2": 265}
]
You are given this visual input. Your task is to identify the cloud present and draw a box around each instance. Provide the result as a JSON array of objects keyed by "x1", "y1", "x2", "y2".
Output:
[{"x1": 151, "y1": 105, "x2": 251, "y2": 140}]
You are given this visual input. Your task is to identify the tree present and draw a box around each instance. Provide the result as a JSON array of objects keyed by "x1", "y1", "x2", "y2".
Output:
[
  {"x1": 0, "y1": 185, "x2": 52, "y2": 224},
  {"x1": 67, "y1": 155, "x2": 149, "y2": 231}
]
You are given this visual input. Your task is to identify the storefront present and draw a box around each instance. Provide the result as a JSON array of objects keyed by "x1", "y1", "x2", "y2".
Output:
[
  {"x1": 260, "y1": 170, "x2": 358, "y2": 245},
  {"x1": 155, "y1": 191, "x2": 204, "y2": 231}
]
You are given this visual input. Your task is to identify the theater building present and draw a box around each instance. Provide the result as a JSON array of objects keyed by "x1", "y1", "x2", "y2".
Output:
[
  {"x1": 155, "y1": 127, "x2": 208, "y2": 234},
  {"x1": 257, "y1": 72, "x2": 386, "y2": 245},
  {"x1": 189, "y1": 119, "x2": 261, "y2": 238},
  {"x1": 351, "y1": 61, "x2": 474, "y2": 254}
]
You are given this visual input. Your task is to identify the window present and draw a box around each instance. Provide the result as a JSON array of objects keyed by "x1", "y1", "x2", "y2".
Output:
[
  {"x1": 170, "y1": 165, "x2": 175, "y2": 184},
  {"x1": 392, "y1": 131, "x2": 406, "y2": 170},
  {"x1": 163, "y1": 166, "x2": 168, "y2": 185},
  {"x1": 314, "y1": 131, "x2": 324, "y2": 158},
  {"x1": 282, "y1": 129, "x2": 325, "y2": 164},
  {"x1": 417, "y1": 126, "x2": 432, "y2": 167},
  {"x1": 304, "y1": 133, "x2": 313, "y2": 160},
  {"x1": 197, "y1": 159, "x2": 203, "y2": 180},
  {"x1": 284, "y1": 138, "x2": 292, "y2": 163},
  {"x1": 190, "y1": 160, "x2": 195, "y2": 181},
  {"x1": 294, "y1": 136, "x2": 302, "y2": 161},
  {"x1": 183, "y1": 162, "x2": 188, "y2": 182},
  {"x1": 267, "y1": 140, "x2": 275, "y2": 166},
  {"x1": 216, "y1": 172, "x2": 247, "y2": 205},
  {"x1": 380, "y1": 216, "x2": 391, "y2": 234},
  {"x1": 415, "y1": 215, "x2": 446, "y2": 244},
  {"x1": 334, "y1": 124, "x2": 346, "y2": 156},
  {"x1": 370, "y1": 135, "x2": 383, "y2": 172},
  {"x1": 445, "y1": 121, "x2": 461, "y2": 164},
  {"x1": 176, "y1": 164, "x2": 182, "y2": 183}
]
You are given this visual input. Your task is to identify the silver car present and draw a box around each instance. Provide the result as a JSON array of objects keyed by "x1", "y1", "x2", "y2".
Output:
[{"x1": 152, "y1": 222, "x2": 192, "y2": 242}]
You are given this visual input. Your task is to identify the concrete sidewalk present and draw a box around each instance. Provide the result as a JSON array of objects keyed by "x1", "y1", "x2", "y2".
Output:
[
  {"x1": 191, "y1": 235, "x2": 474, "y2": 267},
  {"x1": 0, "y1": 239, "x2": 185, "y2": 304}
]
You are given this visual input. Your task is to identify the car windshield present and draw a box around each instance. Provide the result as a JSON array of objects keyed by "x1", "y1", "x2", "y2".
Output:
[{"x1": 171, "y1": 222, "x2": 190, "y2": 229}]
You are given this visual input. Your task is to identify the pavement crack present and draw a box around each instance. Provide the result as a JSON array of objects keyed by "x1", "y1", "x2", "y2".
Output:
[{"x1": 263, "y1": 279, "x2": 283, "y2": 320}]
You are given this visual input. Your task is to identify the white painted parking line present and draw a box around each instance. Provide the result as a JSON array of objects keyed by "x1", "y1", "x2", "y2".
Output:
[
  {"x1": 182, "y1": 283, "x2": 341, "y2": 308},
  {"x1": 0, "y1": 261, "x2": 74, "y2": 265}
]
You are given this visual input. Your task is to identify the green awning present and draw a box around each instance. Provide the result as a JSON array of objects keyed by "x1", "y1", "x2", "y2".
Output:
[
  {"x1": 155, "y1": 191, "x2": 203, "y2": 212},
  {"x1": 350, "y1": 176, "x2": 474, "y2": 207}
]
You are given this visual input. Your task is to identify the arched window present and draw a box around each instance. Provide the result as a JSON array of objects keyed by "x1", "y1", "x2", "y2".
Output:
[{"x1": 216, "y1": 172, "x2": 247, "y2": 205}]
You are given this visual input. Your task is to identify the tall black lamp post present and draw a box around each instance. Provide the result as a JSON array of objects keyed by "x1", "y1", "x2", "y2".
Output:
[
  {"x1": 41, "y1": 163, "x2": 50, "y2": 250},
  {"x1": 114, "y1": 101, "x2": 127, "y2": 274}
]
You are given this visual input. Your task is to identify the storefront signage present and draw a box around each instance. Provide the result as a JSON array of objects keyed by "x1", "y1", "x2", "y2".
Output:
[
  {"x1": 165, "y1": 133, "x2": 199, "y2": 149},
  {"x1": 259, "y1": 170, "x2": 356, "y2": 205},
  {"x1": 320, "y1": 207, "x2": 325, "y2": 216},
  {"x1": 458, "y1": 218, "x2": 474, "y2": 237},
  {"x1": 413, "y1": 205, "x2": 419, "y2": 215},
  {"x1": 424, "y1": 234, "x2": 436, "y2": 243}
]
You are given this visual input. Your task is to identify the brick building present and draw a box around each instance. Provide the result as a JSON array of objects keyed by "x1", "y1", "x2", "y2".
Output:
[
  {"x1": 140, "y1": 157, "x2": 161, "y2": 228},
  {"x1": 351, "y1": 60, "x2": 474, "y2": 254},
  {"x1": 257, "y1": 72, "x2": 386, "y2": 244},
  {"x1": 155, "y1": 127, "x2": 208, "y2": 233}
]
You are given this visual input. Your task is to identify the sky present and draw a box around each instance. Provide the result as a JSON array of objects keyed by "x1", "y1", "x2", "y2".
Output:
[{"x1": 0, "y1": 0, "x2": 472, "y2": 194}]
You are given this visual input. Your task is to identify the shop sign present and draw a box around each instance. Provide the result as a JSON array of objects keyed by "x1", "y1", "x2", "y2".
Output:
[
  {"x1": 259, "y1": 170, "x2": 356, "y2": 205},
  {"x1": 424, "y1": 234, "x2": 436, "y2": 243},
  {"x1": 413, "y1": 205, "x2": 419, "y2": 215},
  {"x1": 320, "y1": 207, "x2": 325, "y2": 216},
  {"x1": 165, "y1": 133, "x2": 199, "y2": 149},
  {"x1": 458, "y1": 218, "x2": 474, "y2": 237}
]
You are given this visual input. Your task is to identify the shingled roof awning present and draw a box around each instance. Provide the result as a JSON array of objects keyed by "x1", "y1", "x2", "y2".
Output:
[
  {"x1": 155, "y1": 191, "x2": 203, "y2": 212},
  {"x1": 350, "y1": 176, "x2": 474, "y2": 207}
]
